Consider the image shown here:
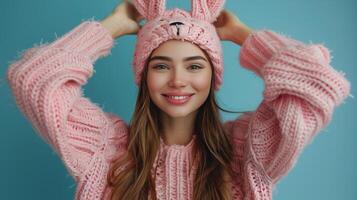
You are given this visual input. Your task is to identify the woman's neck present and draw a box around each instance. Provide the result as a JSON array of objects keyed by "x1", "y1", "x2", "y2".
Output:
[{"x1": 160, "y1": 111, "x2": 197, "y2": 146}]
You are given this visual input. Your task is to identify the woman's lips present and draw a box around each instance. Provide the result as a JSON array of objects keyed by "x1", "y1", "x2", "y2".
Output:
[{"x1": 162, "y1": 94, "x2": 194, "y2": 105}]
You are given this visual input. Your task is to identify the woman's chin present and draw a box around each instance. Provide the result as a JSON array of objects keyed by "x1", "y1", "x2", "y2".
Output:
[
  {"x1": 160, "y1": 107, "x2": 196, "y2": 119},
  {"x1": 163, "y1": 111, "x2": 191, "y2": 119}
]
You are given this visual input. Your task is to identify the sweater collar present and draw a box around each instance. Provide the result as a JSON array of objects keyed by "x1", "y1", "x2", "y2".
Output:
[{"x1": 159, "y1": 134, "x2": 197, "y2": 151}]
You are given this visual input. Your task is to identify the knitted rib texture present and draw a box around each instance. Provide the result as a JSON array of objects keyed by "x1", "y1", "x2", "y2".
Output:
[{"x1": 7, "y1": 20, "x2": 350, "y2": 200}]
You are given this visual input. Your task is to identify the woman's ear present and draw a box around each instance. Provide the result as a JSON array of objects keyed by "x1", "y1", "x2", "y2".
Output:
[
  {"x1": 132, "y1": 0, "x2": 166, "y2": 20},
  {"x1": 191, "y1": 0, "x2": 226, "y2": 23}
]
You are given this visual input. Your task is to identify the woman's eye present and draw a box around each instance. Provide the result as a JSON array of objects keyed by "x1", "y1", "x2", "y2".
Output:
[
  {"x1": 152, "y1": 64, "x2": 202, "y2": 70},
  {"x1": 153, "y1": 64, "x2": 168, "y2": 70},
  {"x1": 189, "y1": 64, "x2": 203, "y2": 70}
]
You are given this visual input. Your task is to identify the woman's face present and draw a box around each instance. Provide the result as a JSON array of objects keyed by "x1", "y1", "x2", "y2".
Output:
[{"x1": 146, "y1": 40, "x2": 213, "y2": 119}]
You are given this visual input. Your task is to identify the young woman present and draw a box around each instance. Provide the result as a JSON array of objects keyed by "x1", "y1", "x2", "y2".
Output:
[{"x1": 6, "y1": 0, "x2": 350, "y2": 199}]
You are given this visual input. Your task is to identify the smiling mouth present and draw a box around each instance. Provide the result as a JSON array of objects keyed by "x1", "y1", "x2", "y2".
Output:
[
  {"x1": 161, "y1": 94, "x2": 194, "y2": 105},
  {"x1": 162, "y1": 94, "x2": 194, "y2": 98}
]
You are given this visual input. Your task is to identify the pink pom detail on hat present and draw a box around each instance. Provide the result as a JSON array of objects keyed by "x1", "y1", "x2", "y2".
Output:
[{"x1": 132, "y1": 0, "x2": 225, "y2": 90}]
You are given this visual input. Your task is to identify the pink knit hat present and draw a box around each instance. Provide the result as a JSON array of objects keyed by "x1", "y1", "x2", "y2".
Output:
[{"x1": 132, "y1": 0, "x2": 225, "y2": 90}]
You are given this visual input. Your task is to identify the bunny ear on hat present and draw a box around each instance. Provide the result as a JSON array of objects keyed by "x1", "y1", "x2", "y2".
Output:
[
  {"x1": 191, "y1": 0, "x2": 226, "y2": 23},
  {"x1": 132, "y1": 0, "x2": 166, "y2": 20}
]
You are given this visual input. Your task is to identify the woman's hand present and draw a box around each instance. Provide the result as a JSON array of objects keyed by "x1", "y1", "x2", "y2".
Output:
[
  {"x1": 100, "y1": 0, "x2": 143, "y2": 39},
  {"x1": 213, "y1": 9, "x2": 253, "y2": 46}
]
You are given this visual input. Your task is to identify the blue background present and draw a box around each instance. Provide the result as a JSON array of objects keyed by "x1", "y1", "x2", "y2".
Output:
[{"x1": 1, "y1": 0, "x2": 356, "y2": 199}]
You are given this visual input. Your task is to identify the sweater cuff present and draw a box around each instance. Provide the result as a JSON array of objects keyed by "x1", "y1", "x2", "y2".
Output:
[
  {"x1": 49, "y1": 20, "x2": 114, "y2": 62},
  {"x1": 239, "y1": 30, "x2": 305, "y2": 77}
]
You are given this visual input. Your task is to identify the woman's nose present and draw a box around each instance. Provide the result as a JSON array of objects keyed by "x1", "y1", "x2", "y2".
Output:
[{"x1": 168, "y1": 69, "x2": 187, "y2": 88}]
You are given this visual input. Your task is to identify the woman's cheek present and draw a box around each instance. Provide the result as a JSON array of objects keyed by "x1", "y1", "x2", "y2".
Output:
[
  {"x1": 147, "y1": 73, "x2": 167, "y2": 91},
  {"x1": 192, "y1": 73, "x2": 212, "y2": 91}
]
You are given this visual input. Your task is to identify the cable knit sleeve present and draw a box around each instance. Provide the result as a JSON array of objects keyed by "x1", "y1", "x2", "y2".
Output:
[
  {"x1": 6, "y1": 20, "x2": 129, "y2": 181},
  {"x1": 224, "y1": 30, "x2": 351, "y2": 187}
]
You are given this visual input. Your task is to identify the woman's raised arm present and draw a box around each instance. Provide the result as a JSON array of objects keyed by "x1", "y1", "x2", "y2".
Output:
[
  {"x1": 219, "y1": 10, "x2": 351, "y2": 196},
  {"x1": 5, "y1": 0, "x2": 141, "y2": 182},
  {"x1": 100, "y1": 0, "x2": 142, "y2": 39}
]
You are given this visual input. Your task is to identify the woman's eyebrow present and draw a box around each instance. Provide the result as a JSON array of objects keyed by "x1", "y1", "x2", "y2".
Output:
[{"x1": 148, "y1": 56, "x2": 208, "y2": 63}]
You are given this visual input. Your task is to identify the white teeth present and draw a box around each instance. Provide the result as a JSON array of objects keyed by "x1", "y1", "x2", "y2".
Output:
[{"x1": 168, "y1": 96, "x2": 188, "y2": 100}]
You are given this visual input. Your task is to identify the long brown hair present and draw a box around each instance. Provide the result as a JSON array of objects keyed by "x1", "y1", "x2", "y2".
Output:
[{"x1": 107, "y1": 49, "x2": 246, "y2": 200}]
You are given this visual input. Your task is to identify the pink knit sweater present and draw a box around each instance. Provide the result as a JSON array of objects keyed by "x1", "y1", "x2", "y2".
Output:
[{"x1": 7, "y1": 20, "x2": 350, "y2": 200}]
